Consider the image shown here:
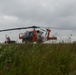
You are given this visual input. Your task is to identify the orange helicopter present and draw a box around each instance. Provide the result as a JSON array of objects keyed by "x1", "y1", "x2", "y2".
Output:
[
  {"x1": 18, "y1": 26, "x2": 57, "y2": 43},
  {"x1": 0, "y1": 26, "x2": 57, "y2": 43}
]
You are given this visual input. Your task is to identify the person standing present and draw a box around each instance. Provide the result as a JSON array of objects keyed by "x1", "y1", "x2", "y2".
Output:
[
  {"x1": 37, "y1": 30, "x2": 42, "y2": 43},
  {"x1": 5, "y1": 35, "x2": 11, "y2": 44}
]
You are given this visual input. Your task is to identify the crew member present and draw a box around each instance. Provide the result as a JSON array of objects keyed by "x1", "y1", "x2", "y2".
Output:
[
  {"x1": 5, "y1": 35, "x2": 11, "y2": 44},
  {"x1": 37, "y1": 30, "x2": 42, "y2": 43}
]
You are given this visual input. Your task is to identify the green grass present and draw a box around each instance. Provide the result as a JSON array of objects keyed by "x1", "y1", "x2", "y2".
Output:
[{"x1": 0, "y1": 43, "x2": 76, "y2": 75}]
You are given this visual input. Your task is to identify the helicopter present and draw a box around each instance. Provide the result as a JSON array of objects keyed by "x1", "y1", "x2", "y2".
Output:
[{"x1": 0, "y1": 26, "x2": 57, "y2": 43}]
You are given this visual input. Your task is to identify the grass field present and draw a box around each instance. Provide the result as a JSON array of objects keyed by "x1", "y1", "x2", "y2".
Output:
[{"x1": 0, "y1": 43, "x2": 76, "y2": 75}]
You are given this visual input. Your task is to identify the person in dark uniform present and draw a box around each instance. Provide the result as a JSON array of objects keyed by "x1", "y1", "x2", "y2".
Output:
[
  {"x1": 5, "y1": 36, "x2": 11, "y2": 44},
  {"x1": 37, "y1": 30, "x2": 42, "y2": 43}
]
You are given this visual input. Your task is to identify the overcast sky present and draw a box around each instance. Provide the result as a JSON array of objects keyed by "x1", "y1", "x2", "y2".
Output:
[{"x1": 0, "y1": 0, "x2": 76, "y2": 42}]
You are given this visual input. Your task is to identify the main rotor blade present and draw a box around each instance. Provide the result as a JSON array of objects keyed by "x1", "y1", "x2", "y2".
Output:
[
  {"x1": 40, "y1": 26, "x2": 76, "y2": 30},
  {"x1": 0, "y1": 26, "x2": 40, "y2": 32},
  {"x1": 0, "y1": 27, "x2": 30, "y2": 32}
]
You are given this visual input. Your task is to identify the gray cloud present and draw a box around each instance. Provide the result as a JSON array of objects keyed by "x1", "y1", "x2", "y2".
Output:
[{"x1": 0, "y1": 0, "x2": 76, "y2": 27}]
